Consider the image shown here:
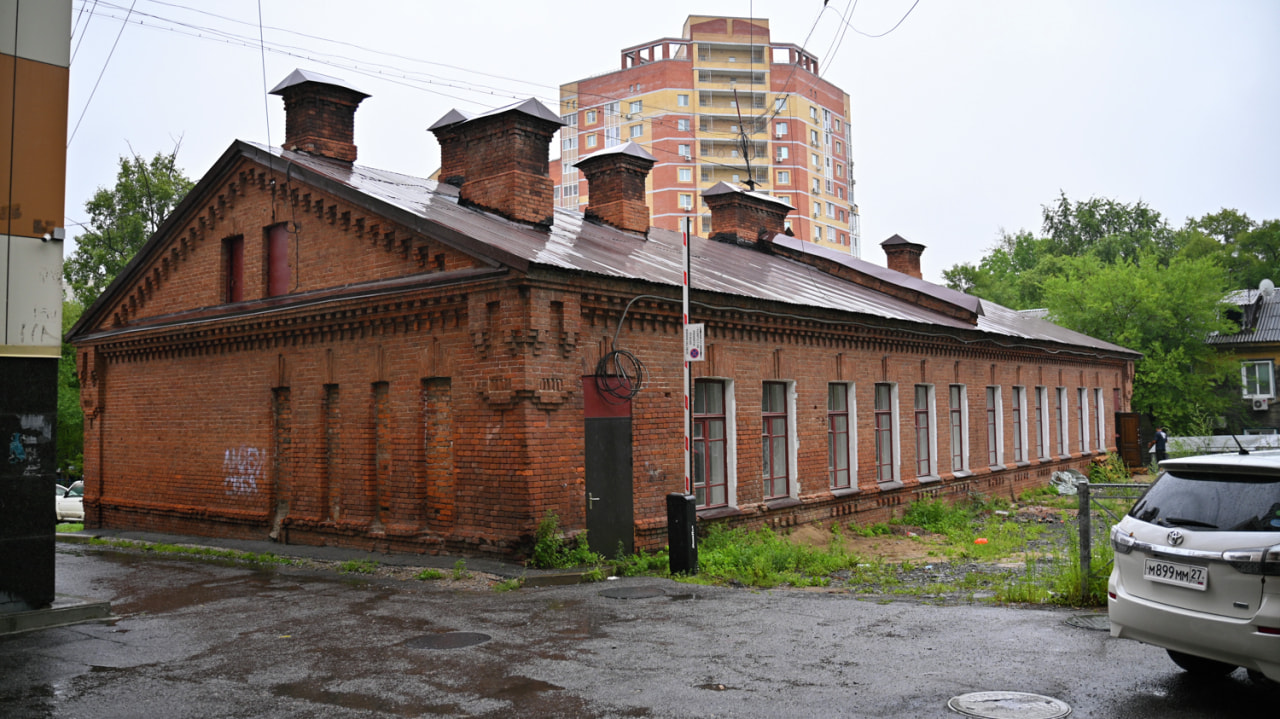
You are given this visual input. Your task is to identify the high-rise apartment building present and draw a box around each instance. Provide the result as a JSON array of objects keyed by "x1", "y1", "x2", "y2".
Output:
[{"x1": 557, "y1": 15, "x2": 860, "y2": 255}]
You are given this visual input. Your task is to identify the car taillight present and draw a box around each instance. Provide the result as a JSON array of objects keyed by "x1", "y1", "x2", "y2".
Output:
[
  {"x1": 1111, "y1": 525, "x2": 1137, "y2": 554},
  {"x1": 1223, "y1": 544, "x2": 1280, "y2": 576}
]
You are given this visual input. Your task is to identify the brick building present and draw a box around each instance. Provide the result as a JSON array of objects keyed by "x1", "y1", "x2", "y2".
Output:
[{"x1": 66, "y1": 70, "x2": 1138, "y2": 558}]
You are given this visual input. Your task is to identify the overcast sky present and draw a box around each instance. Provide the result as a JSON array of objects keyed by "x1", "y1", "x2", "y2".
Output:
[{"x1": 63, "y1": 0, "x2": 1280, "y2": 284}]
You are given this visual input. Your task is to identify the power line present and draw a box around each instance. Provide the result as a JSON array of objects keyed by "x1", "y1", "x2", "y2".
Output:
[{"x1": 67, "y1": 0, "x2": 136, "y2": 149}]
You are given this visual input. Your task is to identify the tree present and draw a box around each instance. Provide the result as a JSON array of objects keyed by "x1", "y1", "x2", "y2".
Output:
[
  {"x1": 944, "y1": 193, "x2": 1257, "y2": 434},
  {"x1": 1039, "y1": 252, "x2": 1236, "y2": 431},
  {"x1": 57, "y1": 300, "x2": 84, "y2": 476},
  {"x1": 64, "y1": 149, "x2": 195, "y2": 308}
]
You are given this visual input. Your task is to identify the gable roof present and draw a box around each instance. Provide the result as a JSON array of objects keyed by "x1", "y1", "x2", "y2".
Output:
[
  {"x1": 67, "y1": 140, "x2": 1140, "y2": 361},
  {"x1": 1209, "y1": 287, "x2": 1280, "y2": 346}
]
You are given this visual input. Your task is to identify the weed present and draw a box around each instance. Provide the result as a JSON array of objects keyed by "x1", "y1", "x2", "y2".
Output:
[
  {"x1": 338, "y1": 559, "x2": 379, "y2": 574},
  {"x1": 696, "y1": 525, "x2": 866, "y2": 588},
  {"x1": 580, "y1": 567, "x2": 607, "y2": 583},
  {"x1": 849, "y1": 522, "x2": 891, "y2": 537},
  {"x1": 452, "y1": 559, "x2": 470, "y2": 580},
  {"x1": 84, "y1": 537, "x2": 295, "y2": 566},
  {"x1": 55, "y1": 522, "x2": 84, "y2": 532},
  {"x1": 612, "y1": 548, "x2": 670, "y2": 577},
  {"x1": 415, "y1": 569, "x2": 445, "y2": 581},
  {"x1": 529, "y1": 511, "x2": 605, "y2": 569},
  {"x1": 493, "y1": 577, "x2": 523, "y2": 592}
]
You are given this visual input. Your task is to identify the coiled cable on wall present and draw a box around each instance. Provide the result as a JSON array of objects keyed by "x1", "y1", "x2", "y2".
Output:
[{"x1": 594, "y1": 348, "x2": 645, "y2": 402}]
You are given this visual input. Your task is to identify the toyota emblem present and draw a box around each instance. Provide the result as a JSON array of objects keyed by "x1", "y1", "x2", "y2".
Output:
[{"x1": 1167, "y1": 530, "x2": 1184, "y2": 547}]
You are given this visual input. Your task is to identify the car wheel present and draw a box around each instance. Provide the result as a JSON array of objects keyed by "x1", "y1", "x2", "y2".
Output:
[{"x1": 1167, "y1": 649, "x2": 1236, "y2": 676}]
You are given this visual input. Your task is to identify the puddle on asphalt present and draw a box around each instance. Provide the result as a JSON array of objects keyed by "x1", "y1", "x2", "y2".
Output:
[{"x1": 273, "y1": 680, "x2": 456, "y2": 716}]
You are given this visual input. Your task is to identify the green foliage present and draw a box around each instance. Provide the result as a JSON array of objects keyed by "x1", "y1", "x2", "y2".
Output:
[
  {"x1": 86, "y1": 537, "x2": 293, "y2": 566},
  {"x1": 452, "y1": 559, "x2": 469, "y2": 580},
  {"x1": 338, "y1": 559, "x2": 379, "y2": 574},
  {"x1": 1087, "y1": 453, "x2": 1134, "y2": 484},
  {"x1": 528, "y1": 511, "x2": 604, "y2": 569},
  {"x1": 64, "y1": 150, "x2": 195, "y2": 308},
  {"x1": 493, "y1": 577, "x2": 523, "y2": 592},
  {"x1": 850, "y1": 522, "x2": 892, "y2": 537},
  {"x1": 56, "y1": 300, "x2": 84, "y2": 474},
  {"x1": 611, "y1": 547, "x2": 671, "y2": 577},
  {"x1": 55, "y1": 522, "x2": 84, "y2": 532},
  {"x1": 415, "y1": 568, "x2": 444, "y2": 581},
  {"x1": 901, "y1": 499, "x2": 976, "y2": 536}
]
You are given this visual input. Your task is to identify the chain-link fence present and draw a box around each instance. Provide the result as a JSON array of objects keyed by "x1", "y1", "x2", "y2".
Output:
[{"x1": 1073, "y1": 478, "x2": 1151, "y2": 602}]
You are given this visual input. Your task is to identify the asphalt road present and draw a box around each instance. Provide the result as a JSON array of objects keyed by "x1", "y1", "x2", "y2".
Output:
[{"x1": 1, "y1": 542, "x2": 1274, "y2": 718}]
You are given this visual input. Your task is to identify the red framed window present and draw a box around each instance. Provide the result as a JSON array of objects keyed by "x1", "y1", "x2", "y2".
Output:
[
  {"x1": 222, "y1": 235, "x2": 244, "y2": 302},
  {"x1": 266, "y1": 223, "x2": 291, "y2": 297},
  {"x1": 986, "y1": 386, "x2": 1000, "y2": 467},
  {"x1": 693, "y1": 380, "x2": 728, "y2": 508},
  {"x1": 828, "y1": 383, "x2": 851, "y2": 489},
  {"x1": 762, "y1": 382, "x2": 789, "y2": 499},
  {"x1": 874, "y1": 383, "x2": 895, "y2": 482},
  {"x1": 914, "y1": 385, "x2": 931, "y2": 477},
  {"x1": 949, "y1": 385, "x2": 965, "y2": 472}
]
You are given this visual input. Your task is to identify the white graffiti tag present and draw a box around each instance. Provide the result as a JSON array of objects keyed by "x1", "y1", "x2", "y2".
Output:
[{"x1": 223, "y1": 447, "x2": 264, "y2": 496}]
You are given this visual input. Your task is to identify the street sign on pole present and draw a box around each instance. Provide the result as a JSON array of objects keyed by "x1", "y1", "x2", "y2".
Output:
[{"x1": 685, "y1": 323, "x2": 704, "y2": 362}]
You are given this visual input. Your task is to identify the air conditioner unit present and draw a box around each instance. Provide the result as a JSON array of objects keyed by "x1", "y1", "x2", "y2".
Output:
[{"x1": 1252, "y1": 397, "x2": 1270, "y2": 411}]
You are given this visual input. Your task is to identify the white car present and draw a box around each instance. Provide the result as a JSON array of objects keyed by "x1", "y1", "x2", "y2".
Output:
[
  {"x1": 1108, "y1": 450, "x2": 1280, "y2": 684},
  {"x1": 55, "y1": 480, "x2": 84, "y2": 522}
]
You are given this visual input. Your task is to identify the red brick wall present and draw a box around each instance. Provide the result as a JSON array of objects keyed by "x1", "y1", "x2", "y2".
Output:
[{"x1": 76, "y1": 154, "x2": 1132, "y2": 560}]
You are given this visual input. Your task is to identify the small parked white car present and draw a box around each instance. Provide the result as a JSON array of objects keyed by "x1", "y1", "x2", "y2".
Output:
[
  {"x1": 55, "y1": 480, "x2": 84, "y2": 522},
  {"x1": 1108, "y1": 450, "x2": 1280, "y2": 684}
]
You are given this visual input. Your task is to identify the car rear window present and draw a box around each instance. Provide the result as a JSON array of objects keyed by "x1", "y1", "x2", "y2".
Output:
[{"x1": 1130, "y1": 471, "x2": 1280, "y2": 532}]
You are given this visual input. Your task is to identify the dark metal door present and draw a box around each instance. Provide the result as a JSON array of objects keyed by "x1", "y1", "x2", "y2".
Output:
[
  {"x1": 1116, "y1": 412, "x2": 1142, "y2": 469},
  {"x1": 583, "y1": 376, "x2": 633, "y2": 557}
]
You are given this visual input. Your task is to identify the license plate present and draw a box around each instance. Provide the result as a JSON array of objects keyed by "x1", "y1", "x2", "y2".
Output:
[{"x1": 1144, "y1": 558, "x2": 1208, "y2": 591}]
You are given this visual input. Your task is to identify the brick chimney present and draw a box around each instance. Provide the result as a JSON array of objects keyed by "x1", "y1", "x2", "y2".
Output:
[
  {"x1": 429, "y1": 98, "x2": 564, "y2": 229},
  {"x1": 574, "y1": 141, "x2": 656, "y2": 235},
  {"x1": 702, "y1": 182, "x2": 792, "y2": 246},
  {"x1": 881, "y1": 234, "x2": 925, "y2": 279},
  {"x1": 270, "y1": 69, "x2": 369, "y2": 164}
]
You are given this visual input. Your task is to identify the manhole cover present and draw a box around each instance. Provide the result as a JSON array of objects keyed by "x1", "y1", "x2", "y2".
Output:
[
  {"x1": 1066, "y1": 613, "x2": 1111, "y2": 631},
  {"x1": 403, "y1": 632, "x2": 491, "y2": 650},
  {"x1": 598, "y1": 586, "x2": 666, "y2": 600},
  {"x1": 948, "y1": 691, "x2": 1071, "y2": 719}
]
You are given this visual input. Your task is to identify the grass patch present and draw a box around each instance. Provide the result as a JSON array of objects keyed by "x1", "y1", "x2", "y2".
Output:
[
  {"x1": 337, "y1": 559, "x2": 379, "y2": 574},
  {"x1": 415, "y1": 568, "x2": 445, "y2": 581},
  {"x1": 56, "y1": 522, "x2": 84, "y2": 532},
  {"x1": 695, "y1": 524, "x2": 866, "y2": 588},
  {"x1": 85, "y1": 537, "x2": 295, "y2": 566}
]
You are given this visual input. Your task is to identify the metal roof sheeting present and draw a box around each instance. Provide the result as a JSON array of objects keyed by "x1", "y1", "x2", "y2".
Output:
[
  {"x1": 235, "y1": 143, "x2": 1139, "y2": 360},
  {"x1": 1210, "y1": 288, "x2": 1280, "y2": 346}
]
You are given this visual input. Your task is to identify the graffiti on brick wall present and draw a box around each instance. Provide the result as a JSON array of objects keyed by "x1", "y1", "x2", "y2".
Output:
[{"x1": 223, "y1": 447, "x2": 264, "y2": 496}]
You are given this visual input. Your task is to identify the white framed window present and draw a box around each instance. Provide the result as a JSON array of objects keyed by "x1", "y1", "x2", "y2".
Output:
[
  {"x1": 809, "y1": 106, "x2": 818, "y2": 120},
  {"x1": 949, "y1": 384, "x2": 968, "y2": 473},
  {"x1": 562, "y1": 136, "x2": 576, "y2": 151},
  {"x1": 775, "y1": 121, "x2": 788, "y2": 137},
  {"x1": 1012, "y1": 387, "x2": 1028, "y2": 463},
  {"x1": 1056, "y1": 387, "x2": 1069, "y2": 457},
  {"x1": 812, "y1": 152, "x2": 820, "y2": 167},
  {"x1": 678, "y1": 143, "x2": 691, "y2": 157},
  {"x1": 810, "y1": 129, "x2": 819, "y2": 144},
  {"x1": 678, "y1": 193, "x2": 693, "y2": 210},
  {"x1": 775, "y1": 97, "x2": 787, "y2": 112},
  {"x1": 605, "y1": 101, "x2": 619, "y2": 116},
  {"x1": 629, "y1": 124, "x2": 643, "y2": 138},
  {"x1": 1094, "y1": 388, "x2": 1106, "y2": 452},
  {"x1": 874, "y1": 383, "x2": 900, "y2": 484},
  {"x1": 776, "y1": 146, "x2": 788, "y2": 161},
  {"x1": 605, "y1": 126, "x2": 620, "y2": 147},
  {"x1": 914, "y1": 385, "x2": 936, "y2": 479},
  {"x1": 586, "y1": 109, "x2": 597, "y2": 124},
  {"x1": 777, "y1": 170, "x2": 790, "y2": 185},
  {"x1": 986, "y1": 386, "x2": 1003, "y2": 467},
  {"x1": 812, "y1": 178, "x2": 820, "y2": 193},
  {"x1": 1035, "y1": 387, "x2": 1049, "y2": 459},
  {"x1": 814, "y1": 226, "x2": 823, "y2": 242},
  {"x1": 1077, "y1": 388, "x2": 1090, "y2": 453},
  {"x1": 828, "y1": 382, "x2": 856, "y2": 490},
  {"x1": 585, "y1": 134, "x2": 597, "y2": 149},
  {"x1": 1242, "y1": 360, "x2": 1275, "y2": 398},
  {"x1": 678, "y1": 167, "x2": 692, "y2": 182},
  {"x1": 677, "y1": 94, "x2": 689, "y2": 107},
  {"x1": 826, "y1": 202, "x2": 835, "y2": 218},
  {"x1": 677, "y1": 119, "x2": 690, "y2": 131},
  {"x1": 629, "y1": 100, "x2": 642, "y2": 114}
]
